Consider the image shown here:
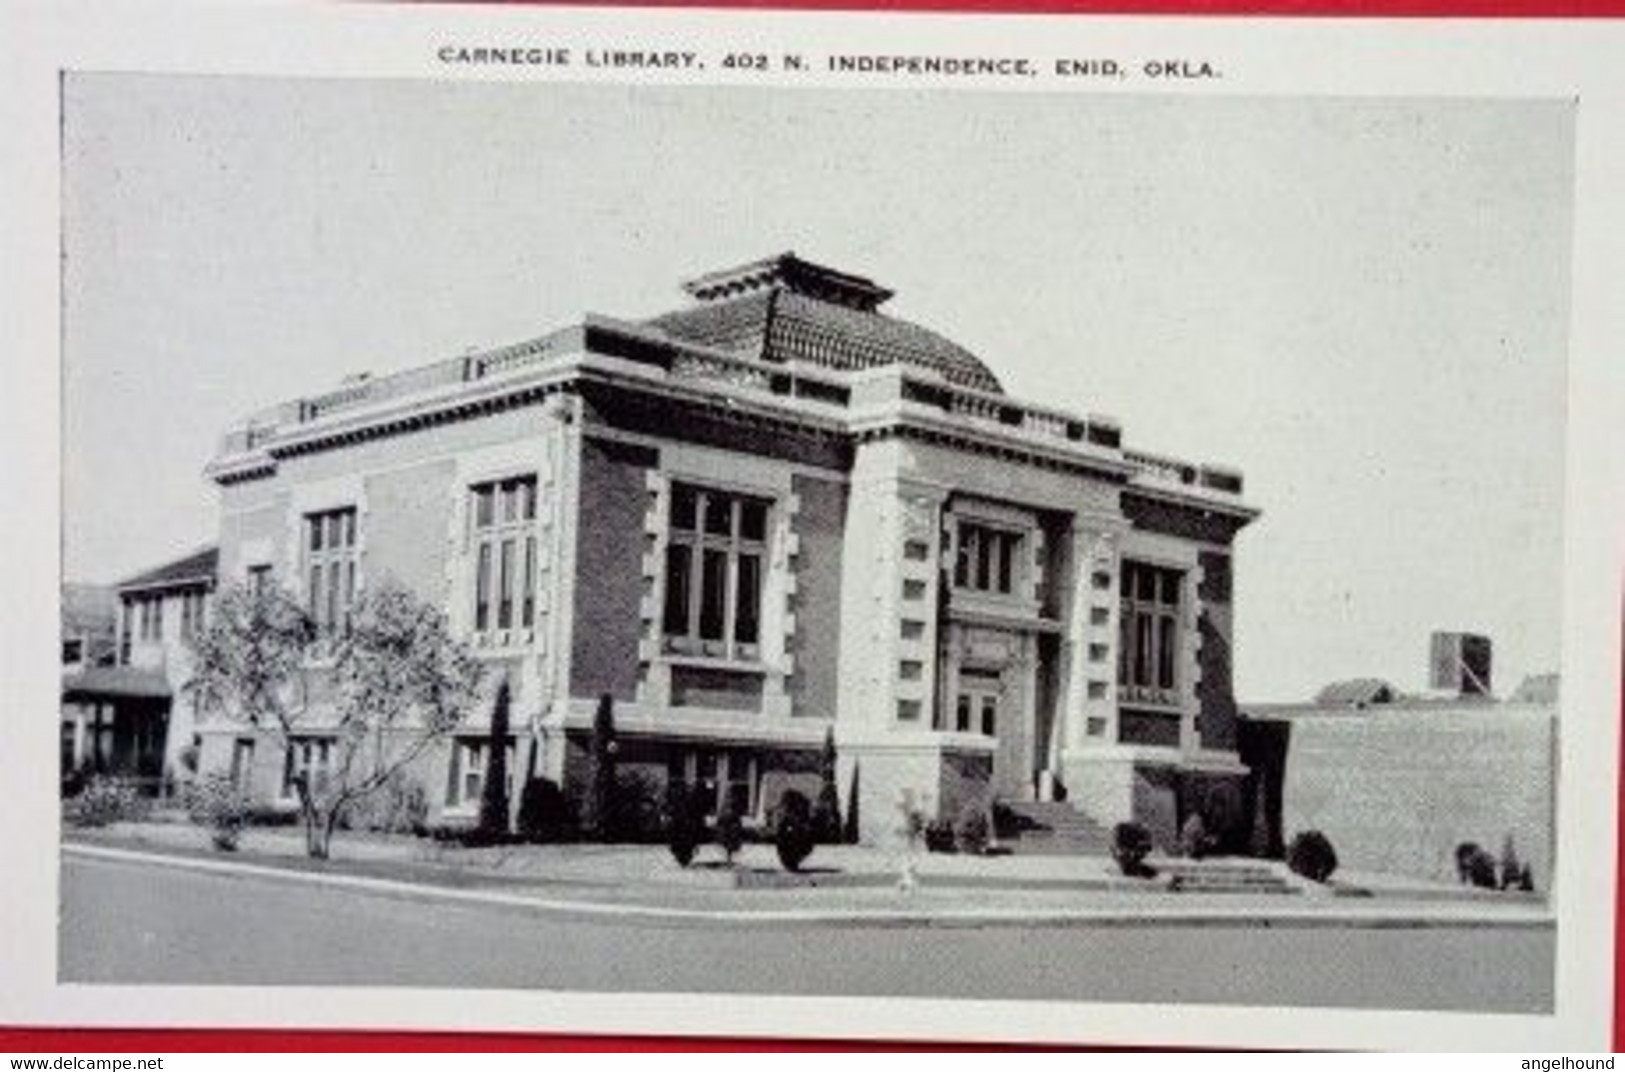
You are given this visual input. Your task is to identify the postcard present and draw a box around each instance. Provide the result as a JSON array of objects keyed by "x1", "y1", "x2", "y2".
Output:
[{"x1": 2, "y1": 0, "x2": 1622, "y2": 1052}]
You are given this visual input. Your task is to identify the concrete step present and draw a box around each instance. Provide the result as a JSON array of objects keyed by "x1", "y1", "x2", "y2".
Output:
[
  {"x1": 1159, "y1": 860, "x2": 1296, "y2": 894},
  {"x1": 996, "y1": 801, "x2": 1114, "y2": 857}
]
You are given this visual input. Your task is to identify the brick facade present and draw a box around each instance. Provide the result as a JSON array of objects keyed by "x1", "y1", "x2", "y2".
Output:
[{"x1": 194, "y1": 254, "x2": 1259, "y2": 843}]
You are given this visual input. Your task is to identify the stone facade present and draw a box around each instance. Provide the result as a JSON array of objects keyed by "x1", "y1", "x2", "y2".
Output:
[{"x1": 195, "y1": 253, "x2": 1259, "y2": 844}]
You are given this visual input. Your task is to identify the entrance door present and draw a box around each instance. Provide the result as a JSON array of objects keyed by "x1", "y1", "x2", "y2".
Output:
[{"x1": 958, "y1": 666, "x2": 1031, "y2": 800}]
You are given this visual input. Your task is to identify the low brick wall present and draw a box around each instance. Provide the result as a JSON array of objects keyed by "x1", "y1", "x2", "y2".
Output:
[{"x1": 1277, "y1": 704, "x2": 1555, "y2": 887}]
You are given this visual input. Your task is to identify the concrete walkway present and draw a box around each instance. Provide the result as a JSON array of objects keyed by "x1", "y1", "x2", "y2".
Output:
[{"x1": 64, "y1": 819, "x2": 1550, "y2": 926}]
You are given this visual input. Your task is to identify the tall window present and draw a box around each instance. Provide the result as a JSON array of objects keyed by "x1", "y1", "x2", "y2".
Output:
[
  {"x1": 229, "y1": 737, "x2": 256, "y2": 792},
  {"x1": 282, "y1": 736, "x2": 333, "y2": 799},
  {"x1": 469, "y1": 476, "x2": 538, "y2": 641},
  {"x1": 679, "y1": 749, "x2": 758, "y2": 819},
  {"x1": 118, "y1": 600, "x2": 133, "y2": 664},
  {"x1": 179, "y1": 589, "x2": 207, "y2": 638},
  {"x1": 662, "y1": 483, "x2": 769, "y2": 660},
  {"x1": 1118, "y1": 561, "x2": 1182, "y2": 699},
  {"x1": 305, "y1": 508, "x2": 358, "y2": 639},
  {"x1": 445, "y1": 738, "x2": 515, "y2": 810},
  {"x1": 247, "y1": 564, "x2": 272, "y2": 597},
  {"x1": 953, "y1": 522, "x2": 1023, "y2": 596}
]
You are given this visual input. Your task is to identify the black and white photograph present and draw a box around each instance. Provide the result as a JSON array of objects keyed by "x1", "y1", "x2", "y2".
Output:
[{"x1": 8, "y1": 2, "x2": 1624, "y2": 1052}]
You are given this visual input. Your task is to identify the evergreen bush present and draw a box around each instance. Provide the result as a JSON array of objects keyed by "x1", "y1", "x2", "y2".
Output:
[
  {"x1": 1286, "y1": 830, "x2": 1339, "y2": 883},
  {"x1": 954, "y1": 803, "x2": 991, "y2": 856},
  {"x1": 665, "y1": 781, "x2": 704, "y2": 868},
  {"x1": 517, "y1": 778, "x2": 574, "y2": 843},
  {"x1": 1111, "y1": 821, "x2": 1155, "y2": 878},
  {"x1": 775, "y1": 789, "x2": 815, "y2": 872}
]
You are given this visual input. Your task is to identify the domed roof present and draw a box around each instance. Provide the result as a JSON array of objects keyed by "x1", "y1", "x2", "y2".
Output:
[{"x1": 647, "y1": 254, "x2": 1003, "y2": 395}]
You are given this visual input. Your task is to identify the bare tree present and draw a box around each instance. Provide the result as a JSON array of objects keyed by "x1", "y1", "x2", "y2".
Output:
[{"x1": 188, "y1": 578, "x2": 483, "y2": 858}]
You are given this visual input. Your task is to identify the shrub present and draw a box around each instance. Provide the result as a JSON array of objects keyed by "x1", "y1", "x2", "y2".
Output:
[
  {"x1": 1454, "y1": 841, "x2": 1483, "y2": 884},
  {"x1": 586, "y1": 694, "x2": 617, "y2": 842},
  {"x1": 1499, "y1": 835, "x2": 1522, "y2": 891},
  {"x1": 477, "y1": 680, "x2": 513, "y2": 841},
  {"x1": 187, "y1": 773, "x2": 250, "y2": 852},
  {"x1": 954, "y1": 803, "x2": 991, "y2": 856},
  {"x1": 716, "y1": 803, "x2": 744, "y2": 864},
  {"x1": 1286, "y1": 830, "x2": 1339, "y2": 883},
  {"x1": 923, "y1": 818, "x2": 957, "y2": 854},
  {"x1": 516, "y1": 778, "x2": 574, "y2": 844},
  {"x1": 774, "y1": 789, "x2": 815, "y2": 872},
  {"x1": 1179, "y1": 813, "x2": 1214, "y2": 860},
  {"x1": 1465, "y1": 847, "x2": 1499, "y2": 889},
  {"x1": 665, "y1": 782, "x2": 704, "y2": 868},
  {"x1": 813, "y1": 727, "x2": 842, "y2": 844},
  {"x1": 1111, "y1": 821, "x2": 1155, "y2": 878},
  {"x1": 66, "y1": 777, "x2": 148, "y2": 829},
  {"x1": 341, "y1": 773, "x2": 429, "y2": 835},
  {"x1": 613, "y1": 767, "x2": 667, "y2": 843}
]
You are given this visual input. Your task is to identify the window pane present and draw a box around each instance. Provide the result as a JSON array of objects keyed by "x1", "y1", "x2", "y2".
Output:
[
  {"x1": 1135, "y1": 615, "x2": 1154, "y2": 685},
  {"x1": 502, "y1": 481, "x2": 518, "y2": 523},
  {"x1": 343, "y1": 510, "x2": 356, "y2": 548},
  {"x1": 498, "y1": 539, "x2": 514, "y2": 628},
  {"x1": 475, "y1": 485, "x2": 494, "y2": 528},
  {"x1": 956, "y1": 695, "x2": 971, "y2": 733},
  {"x1": 735, "y1": 553, "x2": 761, "y2": 645},
  {"x1": 699, "y1": 550, "x2": 728, "y2": 641},
  {"x1": 343, "y1": 563, "x2": 356, "y2": 634},
  {"x1": 309, "y1": 566, "x2": 324, "y2": 626},
  {"x1": 703, "y1": 493, "x2": 733, "y2": 537},
  {"x1": 326, "y1": 562, "x2": 340, "y2": 632},
  {"x1": 740, "y1": 500, "x2": 768, "y2": 542},
  {"x1": 521, "y1": 479, "x2": 537, "y2": 521},
  {"x1": 976, "y1": 531, "x2": 993, "y2": 590},
  {"x1": 663, "y1": 544, "x2": 692, "y2": 637},
  {"x1": 328, "y1": 514, "x2": 344, "y2": 550},
  {"x1": 475, "y1": 543, "x2": 491, "y2": 631},
  {"x1": 521, "y1": 535, "x2": 536, "y2": 628},
  {"x1": 1161, "y1": 569, "x2": 1181, "y2": 606},
  {"x1": 982, "y1": 697, "x2": 997, "y2": 737},
  {"x1": 1118, "y1": 608, "x2": 1133, "y2": 685},
  {"x1": 670, "y1": 485, "x2": 697, "y2": 531},
  {"x1": 1136, "y1": 566, "x2": 1157, "y2": 602},
  {"x1": 310, "y1": 518, "x2": 323, "y2": 552},
  {"x1": 997, "y1": 534, "x2": 1015, "y2": 594},
  {"x1": 1158, "y1": 615, "x2": 1178, "y2": 689}
]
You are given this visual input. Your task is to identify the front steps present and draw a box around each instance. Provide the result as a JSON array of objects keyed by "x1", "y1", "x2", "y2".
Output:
[
  {"x1": 1157, "y1": 859, "x2": 1298, "y2": 895},
  {"x1": 995, "y1": 800, "x2": 1114, "y2": 856}
]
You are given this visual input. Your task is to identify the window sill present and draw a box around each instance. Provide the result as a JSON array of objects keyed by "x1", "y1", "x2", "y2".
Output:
[
  {"x1": 1119, "y1": 687, "x2": 1183, "y2": 710},
  {"x1": 472, "y1": 628, "x2": 536, "y2": 652},
  {"x1": 658, "y1": 651, "x2": 770, "y2": 675}
]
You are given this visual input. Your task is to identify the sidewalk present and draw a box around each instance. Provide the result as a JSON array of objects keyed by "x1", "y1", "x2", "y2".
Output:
[{"x1": 64, "y1": 819, "x2": 1552, "y2": 928}]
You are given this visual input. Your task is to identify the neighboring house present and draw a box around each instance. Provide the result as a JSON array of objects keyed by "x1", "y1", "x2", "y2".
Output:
[
  {"x1": 60, "y1": 583, "x2": 117, "y2": 783},
  {"x1": 60, "y1": 547, "x2": 218, "y2": 792},
  {"x1": 198, "y1": 253, "x2": 1259, "y2": 845},
  {"x1": 1241, "y1": 662, "x2": 1558, "y2": 885}
]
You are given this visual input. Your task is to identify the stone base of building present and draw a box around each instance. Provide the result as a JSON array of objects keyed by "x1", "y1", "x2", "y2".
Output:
[
  {"x1": 839, "y1": 736, "x2": 997, "y2": 846},
  {"x1": 1061, "y1": 747, "x2": 1250, "y2": 851},
  {"x1": 542, "y1": 727, "x2": 825, "y2": 837}
]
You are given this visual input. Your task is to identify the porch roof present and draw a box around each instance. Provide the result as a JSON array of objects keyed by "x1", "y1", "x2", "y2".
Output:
[{"x1": 62, "y1": 666, "x2": 172, "y2": 701}]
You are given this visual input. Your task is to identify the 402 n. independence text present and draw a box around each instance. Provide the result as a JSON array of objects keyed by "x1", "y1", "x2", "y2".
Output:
[{"x1": 434, "y1": 45, "x2": 1220, "y2": 80}]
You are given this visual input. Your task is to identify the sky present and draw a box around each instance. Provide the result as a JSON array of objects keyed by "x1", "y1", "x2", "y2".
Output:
[{"x1": 60, "y1": 75, "x2": 1574, "y2": 702}]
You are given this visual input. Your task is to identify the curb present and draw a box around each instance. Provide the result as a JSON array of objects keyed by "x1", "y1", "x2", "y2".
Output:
[{"x1": 62, "y1": 843, "x2": 1556, "y2": 933}]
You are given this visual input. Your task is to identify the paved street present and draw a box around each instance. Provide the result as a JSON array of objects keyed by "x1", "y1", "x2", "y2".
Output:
[{"x1": 59, "y1": 854, "x2": 1553, "y2": 1013}]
